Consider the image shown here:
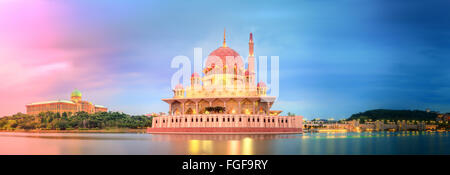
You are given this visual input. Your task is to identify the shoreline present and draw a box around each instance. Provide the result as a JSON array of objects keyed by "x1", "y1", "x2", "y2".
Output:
[{"x1": 1, "y1": 129, "x2": 447, "y2": 134}]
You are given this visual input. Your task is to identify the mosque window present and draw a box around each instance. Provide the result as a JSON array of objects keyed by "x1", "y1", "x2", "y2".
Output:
[
  {"x1": 239, "y1": 118, "x2": 242, "y2": 122},
  {"x1": 257, "y1": 118, "x2": 260, "y2": 122},
  {"x1": 232, "y1": 118, "x2": 235, "y2": 122},
  {"x1": 207, "y1": 118, "x2": 209, "y2": 122},
  {"x1": 200, "y1": 118, "x2": 203, "y2": 122},
  {"x1": 248, "y1": 118, "x2": 250, "y2": 122}
]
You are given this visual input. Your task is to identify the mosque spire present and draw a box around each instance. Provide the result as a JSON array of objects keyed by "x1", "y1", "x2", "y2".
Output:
[
  {"x1": 249, "y1": 32, "x2": 254, "y2": 56},
  {"x1": 223, "y1": 28, "x2": 227, "y2": 47},
  {"x1": 248, "y1": 32, "x2": 255, "y2": 86}
]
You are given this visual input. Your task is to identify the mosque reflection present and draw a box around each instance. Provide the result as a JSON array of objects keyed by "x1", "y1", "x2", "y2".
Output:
[
  {"x1": 150, "y1": 134, "x2": 301, "y2": 155},
  {"x1": 1, "y1": 132, "x2": 448, "y2": 155}
]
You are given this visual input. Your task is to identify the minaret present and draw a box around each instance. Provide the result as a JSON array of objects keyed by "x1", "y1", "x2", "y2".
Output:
[
  {"x1": 223, "y1": 28, "x2": 227, "y2": 47},
  {"x1": 249, "y1": 33, "x2": 254, "y2": 56},
  {"x1": 248, "y1": 33, "x2": 255, "y2": 87}
]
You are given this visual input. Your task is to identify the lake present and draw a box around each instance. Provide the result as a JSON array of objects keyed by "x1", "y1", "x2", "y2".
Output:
[{"x1": 0, "y1": 131, "x2": 448, "y2": 155}]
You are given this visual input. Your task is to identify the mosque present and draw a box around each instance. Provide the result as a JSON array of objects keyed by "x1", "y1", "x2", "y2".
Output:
[
  {"x1": 26, "y1": 90, "x2": 108, "y2": 116},
  {"x1": 148, "y1": 30, "x2": 303, "y2": 133}
]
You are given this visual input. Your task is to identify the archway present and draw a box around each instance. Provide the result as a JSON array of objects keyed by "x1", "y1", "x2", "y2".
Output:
[
  {"x1": 198, "y1": 100, "x2": 209, "y2": 114},
  {"x1": 226, "y1": 99, "x2": 238, "y2": 114},
  {"x1": 185, "y1": 100, "x2": 196, "y2": 114},
  {"x1": 241, "y1": 99, "x2": 253, "y2": 114},
  {"x1": 172, "y1": 101, "x2": 182, "y2": 115}
]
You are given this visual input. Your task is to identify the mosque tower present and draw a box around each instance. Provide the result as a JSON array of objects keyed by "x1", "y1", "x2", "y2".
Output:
[
  {"x1": 247, "y1": 33, "x2": 256, "y2": 88},
  {"x1": 223, "y1": 28, "x2": 227, "y2": 47}
]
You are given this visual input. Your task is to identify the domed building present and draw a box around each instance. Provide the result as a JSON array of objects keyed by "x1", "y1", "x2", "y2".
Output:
[
  {"x1": 26, "y1": 89, "x2": 108, "y2": 116},
  {"x1": 149, "y1": 30, "x2": 303, "y2": 133},
  {"x1": 163, "y1": 31, "x2": 270, "y2": 115}
]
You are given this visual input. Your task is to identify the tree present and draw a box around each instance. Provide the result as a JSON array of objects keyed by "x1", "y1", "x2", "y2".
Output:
[
  {"x1": 0, "y1": 111, "x2": 154, "y2": 130},
  {"x1": 347, "y1": 109, "x2": 437, "y2": 122}
]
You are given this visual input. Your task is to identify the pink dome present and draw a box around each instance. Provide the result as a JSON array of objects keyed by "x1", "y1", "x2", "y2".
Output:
[
  {"x1": 174, "y1": 84, "x2": 183, "y2": 90},
  {"x1": 257, "y1": 82, "x2": 266, "y2": 88},
  {"x1": 245, "y1": 70, "x2": 249, "y2": 76},
  {"x1": 205, "y1": 47, "x2": 244, "y2": 69},
  {"x1": 191, "y1": 72, "x2": 200, "y2": 78}
]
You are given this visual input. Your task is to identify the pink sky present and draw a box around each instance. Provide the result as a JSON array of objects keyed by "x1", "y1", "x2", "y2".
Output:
[{"x1": 0, "y1": 1, "x2": 117, "y2": 116}]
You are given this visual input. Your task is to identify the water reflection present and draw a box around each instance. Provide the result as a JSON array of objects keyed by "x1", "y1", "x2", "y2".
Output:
[
  {"x1": 187, "y1": 140, "x2": 213, "y2": 155},
  {"x1": 242, "y1": 137, "x2": 253, "y2": 155},
  {"x1": 0, "y1": 132, "x2": 448, "y2": 155},
  {"x1": 185, "y1": 138, "x2": 253, "y2": 155},
  {"x1": 227, "y1": 140, "x2": 240, "y2": 155}
]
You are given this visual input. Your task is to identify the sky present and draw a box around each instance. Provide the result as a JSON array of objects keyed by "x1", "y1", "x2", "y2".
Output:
[{"x1": 0, "y1": 0, "x2": 449, "y2": 119}]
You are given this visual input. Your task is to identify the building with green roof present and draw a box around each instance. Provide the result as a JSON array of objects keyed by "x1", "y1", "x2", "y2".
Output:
[{"x1": 26, "y1": 89, "x2": 108, "y2": 116}]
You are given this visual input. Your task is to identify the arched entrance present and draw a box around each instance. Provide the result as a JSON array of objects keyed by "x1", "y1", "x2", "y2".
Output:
[
  {"x1": 185, "y1": 100, "x2": 196, "y2": 114},
  {"x1": 241, "y1": 99, "x2": 253, "y2": 114},
  {"x1": 198, "y1": 100, "x2": 209, "y2": 114},
  {"x1": 226, "y1": 99, "x2": 238, "y2": 114},
  {"x1": 172, "y1": 101, "x2": 182, "y2": 115}
]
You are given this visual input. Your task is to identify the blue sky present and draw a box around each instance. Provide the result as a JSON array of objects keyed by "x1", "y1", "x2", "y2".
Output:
[{"x1": 1, "y1": 0, "x2": 449, "y2": 119}]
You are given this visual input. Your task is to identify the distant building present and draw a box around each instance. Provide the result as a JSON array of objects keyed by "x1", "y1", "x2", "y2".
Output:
[
  {"x1": 436, "y1": 113, "x2": 450, "y2": 122},
  {"x1": 26, "y1": 89, "x2": 107, "y2": 116}
]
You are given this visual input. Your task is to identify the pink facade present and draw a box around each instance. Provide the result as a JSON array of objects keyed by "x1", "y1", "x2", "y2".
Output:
[
  {"x1": 149, "y1": 114, "x2": 303, "y2": 133},
  {"x1": 147, "y1": 127, "x2": 302, "y2": 134}
]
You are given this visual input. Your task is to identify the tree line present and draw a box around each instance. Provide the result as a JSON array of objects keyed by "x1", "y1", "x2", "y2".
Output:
[
  {"x1": 347, "y1": 109, "x2": 439, "y2": 122},
  {"x1": 0, "y1": 111, "x2": 153, "y2": 130}
]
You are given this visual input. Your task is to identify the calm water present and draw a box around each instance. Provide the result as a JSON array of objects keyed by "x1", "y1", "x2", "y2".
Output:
[{"x1": 0, "y1": 131, "x2": 448, "y2": 155}]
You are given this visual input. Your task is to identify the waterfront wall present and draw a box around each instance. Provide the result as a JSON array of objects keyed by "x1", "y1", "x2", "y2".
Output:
[
  {"x1": 151, "y1": 114, "x2": 303, "y2": 129},
  {"x1": 306, "y1": 120, "x2": 438, "y2": 131},
  {"x1": 147, "y1": 127, "x2": 302, "y2": 134}
]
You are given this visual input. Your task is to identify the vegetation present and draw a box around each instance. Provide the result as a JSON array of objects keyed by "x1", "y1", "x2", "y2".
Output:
[
  {"x1": 0, "y1": 111, "x2": 152, "y2": 130},
  {"x1": 347, "y1": 109, "x2": 438, "y2": 122},
  {"x1": 205, "y1": 106, "x2": 225, "y2": 114}
]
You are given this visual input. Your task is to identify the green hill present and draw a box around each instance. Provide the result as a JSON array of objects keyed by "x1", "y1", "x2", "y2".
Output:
[{"x1": 347, "y1": 109, "x2": 438, "y2": 121}]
